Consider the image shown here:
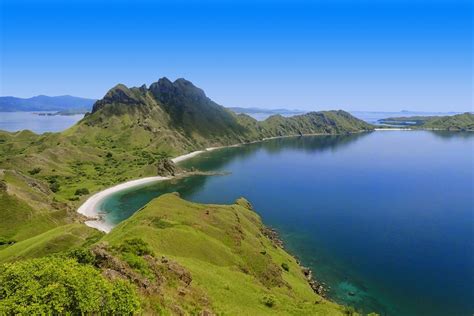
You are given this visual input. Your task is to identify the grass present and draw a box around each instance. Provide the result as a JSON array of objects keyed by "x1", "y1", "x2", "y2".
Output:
[
  {"x1": 0, "y1": 224, "x2": 102, "y2": 263},
  {"x1": 102, "y1": 193, "x2": 349, "y2": 315}
]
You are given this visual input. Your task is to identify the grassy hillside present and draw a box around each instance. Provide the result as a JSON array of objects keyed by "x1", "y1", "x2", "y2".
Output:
[
  {"x1": 0, "y1": 78, "x2": 373, "y2": 209},
  {"x1": 100, "y1": 194, "x2": 348, "y2": 315},
  {"x1": 0, "y1": 224, "x2": 102, "y2": 263},
  {"x1": 0, "y1": 193, "x2": 357, "y2": 314},
  {"x1": 0, "y1": 169, "x2": 83, "y2": 245},
  {"x1": 0, "y1": 78, "x2": 373, "y2": 314},
  {"x1": 379, "y1": 112, "x2": 474, "y2": 131}
]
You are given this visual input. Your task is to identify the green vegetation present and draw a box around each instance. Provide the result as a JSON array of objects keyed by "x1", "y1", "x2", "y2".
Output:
[
  {"x1": 0, "y1": 194, "x2": 354, "y2": 314},
  {"x1": 0, "y1": 224, "x2": 102, "y2": 263},
  {"x1": 28, "y1": 167, "x2": 41, "y2": 175},
  {"x1": 0, "y1": 257, "x2": 140, "y2": 314},
  {"x1": 379, "y1": 112, "x2": 474, "y2": 131},
  {"x1": 0, "y1": 79, "x2": 372, "y2": 205},
  {"x1": 74, "y1": 187, "x2": 90, "y2": 195},
  {"x1": 0, "y1": 78, "x2": 373, "y2": 314},
  {"x1": 101, "y1": 193, "x2": 350, "y2": 315},
  {"x1": 0, "y1": 170, "x2": 80, "y2": 245}
]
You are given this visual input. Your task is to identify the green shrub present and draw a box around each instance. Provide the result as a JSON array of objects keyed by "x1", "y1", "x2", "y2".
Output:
[
  {"x1": 281, "y1": 262, "x2": 289, "y2": 272},
  {"x1": 0, "y1": 236, "x2": 15, "y2": 245},
  {"x1": 49, "y1": 182, "x2": 60, "y2": 193},
  {"x1": 261, "y1": 294, "x2": 276, "y2": 308},
  {"x1": 75, "y1": 188, "x2": 90, "y2": 196},
  {"x1": 28, "y1": 167, "x2": 41, "y2": 175},
  {"x1": 119, "y1": 238, "x2": 153, "y2": 256},
  {"x1": 66, "y1": 247, "x2": 96, "y2": 265},
  {"x1": 0, "y1": 257, "x2": 140, "y2": 314}
]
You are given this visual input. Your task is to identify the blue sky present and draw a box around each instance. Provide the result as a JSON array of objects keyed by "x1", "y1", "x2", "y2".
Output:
[{"x1": 0, "y1": 0, "x2": 472, "y2": 111}]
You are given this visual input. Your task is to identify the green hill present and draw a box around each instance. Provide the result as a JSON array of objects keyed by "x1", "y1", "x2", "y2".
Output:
[
  {"x1": 1, "y1": 194, "x2": 353, "y2": 315},
  {"x1": 379, "y1": 112, "x2": 474, "y2": 131},
  {"x1": 0, "y1": 78, "x2": 373, "y2": 208},
  {"x1": 0, "y1": 78, "x2": 374, "y2": 314}
]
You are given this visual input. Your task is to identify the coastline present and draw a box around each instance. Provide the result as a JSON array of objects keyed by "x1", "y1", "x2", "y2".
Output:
[
  {"x1": 374, "y1": 127, "x2": 412, "y2": 131},
  {"x1": 76, "y1": 131, "x2": 372, "y2": 233},
  {"x1": 78, "y1": 146, "x2": 238, "y2": 232},
  {"x1": 77, "y1": 175, "x2": 171, "y2": 232}
]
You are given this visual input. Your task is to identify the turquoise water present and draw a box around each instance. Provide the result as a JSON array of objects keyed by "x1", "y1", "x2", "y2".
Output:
[{"x1": 100, "y1": 131, "x2": 474, "y2": 315}]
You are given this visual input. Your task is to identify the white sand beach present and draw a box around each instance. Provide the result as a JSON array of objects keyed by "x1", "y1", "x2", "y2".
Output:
[
  {"x1": 374, "y1": 128, "x2": 412, "y2": 131},
  {"x1": 78, "y1": 148, "x2": 223, "y2": 232},
  {"x1": 77, "y1": 175, "x2": 171, "y2": 232},
  {"x1": 171, "y1": 150, "x2": 206, "y2": 163}
]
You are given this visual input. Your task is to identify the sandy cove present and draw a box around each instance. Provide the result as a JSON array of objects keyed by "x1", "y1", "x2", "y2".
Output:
[{"x1": 77, "y1": 147, "x2": 238, "y2": 233}]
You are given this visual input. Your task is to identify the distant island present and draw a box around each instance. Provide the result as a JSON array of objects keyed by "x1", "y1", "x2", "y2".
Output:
[
  {"x1": 0, "y1": 78, "x2": 375, "y2": 314},
  {"x1": 0, "y1": 95, "x2": 95, "y2": 112},
  {"x1": 228, "y1": 106, "x2": 306, "y2": 115},
  {"x1": 379, "y1": 112, "x2": 474, "y2": 131}
]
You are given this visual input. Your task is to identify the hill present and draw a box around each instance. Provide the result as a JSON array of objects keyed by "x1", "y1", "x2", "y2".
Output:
[
  {"x1": 379, "y1": 112, "x2": 474, "y2": 131},
  {"x1": 0, "y1": 193, "x2": 353, "y2": 315},
  {"x1": 0, "y1": 95, "x2": 95, "y2": 112},
  {"x1": 0, "y1": 78, "x2": 374, "y2": 314},
  {"x1": 0, "y1": 78, "x2": 373, "y2": 207}
]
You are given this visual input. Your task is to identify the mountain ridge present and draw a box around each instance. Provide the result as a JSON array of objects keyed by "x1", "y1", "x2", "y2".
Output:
[
  {"x1": 0, "y1": 95, "x2": 96, "y2": 112},
  {"x1": 81, "y1": 77, "x2": 374, "y2": 154}
]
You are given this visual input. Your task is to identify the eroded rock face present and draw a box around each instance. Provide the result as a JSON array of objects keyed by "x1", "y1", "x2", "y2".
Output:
[
  {"x1": 90, "y1": 242, "x2": 194, "y2": 296},
  {"x1": 156, "y1": 158, "x2": 180, "y2": 176},
  {"x1": 261, "y1": 227, "x2": 284, "y2": 248}
]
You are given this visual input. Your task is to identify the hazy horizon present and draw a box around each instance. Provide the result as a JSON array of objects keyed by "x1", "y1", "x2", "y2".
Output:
[
  {"x1": 1, "y1": 0, "x2": 472, "y2": 112},
  {"x1": 0, "y1": 91, "x2": 469, "y2": 114}
]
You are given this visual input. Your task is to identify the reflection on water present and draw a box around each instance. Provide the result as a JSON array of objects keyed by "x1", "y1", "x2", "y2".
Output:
[
  {"x1": 428, "y1": 130, "x2": 474, "y2": 140},
  {"x1": 102, "y1": 133, "x2": 370, "y2": 223}
]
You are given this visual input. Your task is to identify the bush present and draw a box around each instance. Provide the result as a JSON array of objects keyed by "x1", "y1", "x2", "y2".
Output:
[
  {"x1": 106, "y1": 152, "x2": 113, "y2": 158},
  {"x1": 0, "y1": 257, "x2": 140, "y2": 314},
  {"x1": 66, "y1": 248, "x2": 96, "y2": 265},
  {"x1": 281, "y1": 262, "x2": 289, "y2": 272},
  {"x1": 118, "y1": 238, "x2": 153, "y2": 256},
  {"x1": 28, "y1": 167, "x2": 41, "y2": 175},
  {"x1": 261, "y1": 295, "x2": 276, "y2": 308},
  {"x1": 75, "y1": 188, "x2": 90, "y2": 196},
  {"x1": 0, "y1": 236, "x2": 15, "y2": 245},
  {"x1": 49, "y1": 182, "x2": 60, "y2": 193}
]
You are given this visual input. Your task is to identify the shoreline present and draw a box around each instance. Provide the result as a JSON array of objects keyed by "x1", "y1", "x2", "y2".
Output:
[
  {"x1": 78, "y1": 146, "x2": 239, "y2": 232},
  {"x1": 77, "y1": 175, "x2": 171, "y2": 232},
  {"x1": 76, "y1": 131, "x2": 373, "y2": 233},
  {"x1": 374, "y1": 127, "x2": 412, "y2": 131}
]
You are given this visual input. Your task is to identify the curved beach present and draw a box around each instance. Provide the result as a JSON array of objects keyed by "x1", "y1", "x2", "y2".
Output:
[
  {"x1": 77, "y1": 147, "x2": 229, "y2": 232},
  {"x1": 77, "y1": 175, "x2": 171, "y2": 232}
]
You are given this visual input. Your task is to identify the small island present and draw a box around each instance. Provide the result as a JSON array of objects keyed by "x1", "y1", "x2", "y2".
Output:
[{"x1": 379, "y1": 112, "x2": 474, "y2": 131}]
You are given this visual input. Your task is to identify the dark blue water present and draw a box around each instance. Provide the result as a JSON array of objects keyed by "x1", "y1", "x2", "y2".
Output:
[{"x1": 101, "y1": 131, "x2": 474, "y2": 315}]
